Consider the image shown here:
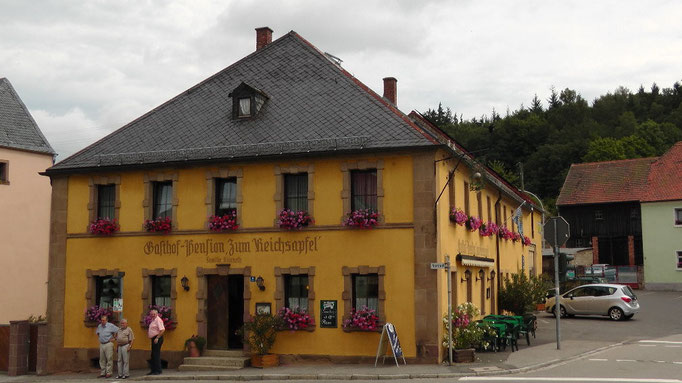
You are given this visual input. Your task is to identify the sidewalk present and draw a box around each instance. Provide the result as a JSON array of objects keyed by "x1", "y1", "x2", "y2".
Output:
[{"x1": 0, "y1": 339, "x2": 619, "y2": 382}]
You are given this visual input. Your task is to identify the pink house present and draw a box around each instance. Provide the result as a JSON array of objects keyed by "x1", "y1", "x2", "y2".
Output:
[{"x1": 0, "y1": 78, "x2": 55, "y2": 325}]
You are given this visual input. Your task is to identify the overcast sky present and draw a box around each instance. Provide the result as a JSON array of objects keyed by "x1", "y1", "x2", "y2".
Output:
[{"x1": 2, "y1": 0, "x2": 681, "y2": 160}]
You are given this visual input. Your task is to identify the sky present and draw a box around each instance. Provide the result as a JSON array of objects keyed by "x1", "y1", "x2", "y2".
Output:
[{"x1": 1, "y1": 0, "x2": 681, "y2": 160}]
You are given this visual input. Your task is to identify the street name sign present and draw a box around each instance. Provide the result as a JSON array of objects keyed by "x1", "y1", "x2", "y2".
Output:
[{"x1": 430, "y1": 263, "x2": 448, "y2": 270}]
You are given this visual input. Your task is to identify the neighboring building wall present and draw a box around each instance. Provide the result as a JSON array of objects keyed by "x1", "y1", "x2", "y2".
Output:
[
  {"x1": 0, "y1": 147, "x2": 53, "y2": 324},
  {"x1": 573, "y1": 249, "x2": 594, "y2": 266},
  {"x1": 642, "y1": 201, "x2": 682, "y2": 291}
]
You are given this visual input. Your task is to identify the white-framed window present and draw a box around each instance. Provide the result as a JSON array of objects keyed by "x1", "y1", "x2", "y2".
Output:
[
  {"x1": 677, "y1": 251, "x2": 682, "y2": 270},
  {"x1": 674, "y1": 208, "x2": 682, "y2": 226}
]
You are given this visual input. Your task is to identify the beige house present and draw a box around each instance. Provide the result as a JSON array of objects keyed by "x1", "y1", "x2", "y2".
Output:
[{"x1": 0, "y1": 78, "x2": 55, "y2": 324}]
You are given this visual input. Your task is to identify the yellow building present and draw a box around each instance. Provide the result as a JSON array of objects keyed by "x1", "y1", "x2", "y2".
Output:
[{"x1": 43, "y1": 28, "x2": 542, "y2": 371}]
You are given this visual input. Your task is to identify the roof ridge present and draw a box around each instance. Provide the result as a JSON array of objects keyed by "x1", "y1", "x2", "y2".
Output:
[
  {"x1": 572, "y1": 156, "x2": 658, "y2": 167},
  {"x1": 289, "y1": 32, "x2": 439, "y2": 145},
  {"x1": 55, "y1": 32, "x2": 299, "y2": 166}
]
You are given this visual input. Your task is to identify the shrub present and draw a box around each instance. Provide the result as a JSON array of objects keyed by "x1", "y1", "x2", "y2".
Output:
[
  {"x1": 441, "y1": 302, "x2": 486, "y2": 350},
  {"x1": 498, "y1": 272, "x2": 551, "y2": 315},
  {"x1": 237, "y1": 313, "x2": 285, "y2": 355}
]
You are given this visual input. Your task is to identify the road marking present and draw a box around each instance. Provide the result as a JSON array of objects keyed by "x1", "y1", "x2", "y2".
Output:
[
  {"x1": 673, "y1": 295, "x2": 682, "y2": 300},
  {"x1": 616, "y1": 359, "x2": 636, "y2": 362},
  {"x1": 674, "y1": 362, "x2": 682, "y2": 365},
  {"x1": 589, "y1": 358, "x2": 608, "y2": 361},
  {"x1": 639, "y1": 340, "x2": 682, "y2": 345},
  {"x1": 470, "y1": 366, "x2": 502, "y2": 372},
  {"x1": 665, "y1": 345, "x2": 682, "y2": 348},
  {"x1": 459, "y1": 377, "x2": 682, "y2": 382},
  {"x1": 639, "y1": 344, "x2": 657, "y2": 347}
]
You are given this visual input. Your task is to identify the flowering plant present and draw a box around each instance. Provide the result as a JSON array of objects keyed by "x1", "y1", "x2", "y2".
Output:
[
  {"x1": 442, "y1": 302, "x2": 485, "y2": 350},
  {"x1": 479, "y1": 222, "x2": 498, "y2": 237},
  {"x1": 277, "y1": 209, "x2": 313, "y2": 230},
  {"x1": 144, "y1": 304, "x2": 176, "y2": 331},
  {"x1": 498, "y1": 226, "x2": 513, "y2": 240},
  {"x1": 449, "y1": 208, "x2": 468, "y2": 225},
  {"x1": 278, "y1": 307, "x2": 314, "y2": 330},
  {"x1": 208, "y1": 211, "x2": 239, "y2": 232},
  {"x1": 344, "y1": 209, "x2": 380, "y2": 228},
  {"x1": 85, "y1": 305, "x2": 113, "y2": 322},
  {"x1": 343, "y1": 306, "x2": 379, "y2": 331},
  {"x1": 522, "y1": 235, "x2": 532, "y2": 246},
  {"x1": 465, "y1": 215, "x2": 482, "y2": 232},
  {"x1": 511, "y1": 232, "x2": 521, "y2": 242},
  {"x1": 88, "y1": 218, "x2": 119, "y2": 235},
  {"x1": 144, "y1": 216, "x2": 172, "y2": 233}
]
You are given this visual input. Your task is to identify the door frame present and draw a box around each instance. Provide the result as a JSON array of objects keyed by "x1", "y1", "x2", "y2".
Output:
[{"x1": 196, "y1": 265, "x2": 251, "y2": 350}]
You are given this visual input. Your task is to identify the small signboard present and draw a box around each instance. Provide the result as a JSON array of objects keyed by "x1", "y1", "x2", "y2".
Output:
[
  {"x1": 375, "y1": 323, "x2": 407, "y2": 367},
  {"x1": 320, "y1": 300, "x2": 337, "y2": 328},
  {"x1": 112, "y1": 298, "x2": 123, "y2": 313},
  {"x1": 430, "y1": 263, "x2": 448, "y2": 270}
]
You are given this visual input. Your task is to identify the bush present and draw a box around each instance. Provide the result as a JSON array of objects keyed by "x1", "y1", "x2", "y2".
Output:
[
  {"x1": 498, "y1": 272, "x2": 551, "y2": 315},
  {"x1": 237, "y1": 313, "x2": 284, "y2": 355}
]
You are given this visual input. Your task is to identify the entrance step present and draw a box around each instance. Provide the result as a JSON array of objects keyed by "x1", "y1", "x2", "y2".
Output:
[
  {"x1": 178, "y1": 350, "x2": 250, "y2": 371},
  {"x1": 202, "y1": 349, "x2": 246, "y2": 358}
]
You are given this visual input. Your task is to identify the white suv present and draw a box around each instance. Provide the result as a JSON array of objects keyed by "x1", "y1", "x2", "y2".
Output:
[{"x1": 545, "y1": 284, "x2": 639, "y2": 321}]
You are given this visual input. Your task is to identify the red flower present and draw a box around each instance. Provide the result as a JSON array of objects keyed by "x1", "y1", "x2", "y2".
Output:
[{"x1": 144, "y1": 217, "x2": 172, "y2": 233}]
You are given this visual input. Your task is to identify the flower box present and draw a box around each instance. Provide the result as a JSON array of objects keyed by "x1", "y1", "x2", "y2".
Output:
[
  {"x1": 277, "y1": 209, "x2": 313, "y2": 230},
  {"x1": 84, "y1": 305, "x2": 114, "y2": 327},
  {"x1": 522, "y1": 235, "x2": 532, "y2": 246},
  {"x1": 453, "y1": 348, "x2": 476, "y2": 363},
  {"x1": 344, "y1": 209, "x2": 379, "y2": 229},
  {"x1": 342, "y1": 306, "x2": 380, "y2": 332},
  {"x1": 142, "y1": 304, "x2": 176, "y2": 331},
  {"x1": 88, "y1": 218, "x2": 119, "y2": 235},
  {"x1": 465, "y1": 216, "x2": 482, "y2": 231},
  {"x1": 449, "y1": 208, "x2": 467, "y2": 225},
  {"x1": 278, "y1": 307, "x2": 315, "y2": 331},
  {"x1": 143, "y1": 217, "x2": 172, "y2": 233},
  {"x1": 208, "y1": 211, "x2": 239, "y2": 232},
  {"x1": 479, "y1": 222, "x2": 498, "y2": 237}
]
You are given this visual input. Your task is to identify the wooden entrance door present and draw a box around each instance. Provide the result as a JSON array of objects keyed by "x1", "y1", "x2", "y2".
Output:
[{"x1": 206, "y1": 275, "x2": 244, "y2": 349}]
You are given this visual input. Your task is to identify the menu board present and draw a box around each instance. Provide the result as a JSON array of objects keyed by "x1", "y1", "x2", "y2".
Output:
[{"x1": 320, "y1": 300, "x2": 337, "y2": 328}]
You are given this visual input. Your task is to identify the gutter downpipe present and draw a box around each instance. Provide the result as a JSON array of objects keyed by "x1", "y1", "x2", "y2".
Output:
[
  {"x1": 494, "y1": 190, "x2": 502, "y2": 314},
  {"x1": 522, "y1": 190, "x2": 546, "y2": 250}
]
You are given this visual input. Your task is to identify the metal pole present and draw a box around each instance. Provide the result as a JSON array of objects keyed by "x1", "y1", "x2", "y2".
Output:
[
  {"x1": 446, "y1": 255, "x2": 453, "y2": 365},
  {"x1": 553, "y1": 218, "x2": 561, "y2": 350}
]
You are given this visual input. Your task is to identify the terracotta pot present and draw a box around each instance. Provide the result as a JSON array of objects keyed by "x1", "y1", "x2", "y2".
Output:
[
  {"x1": 187, "y1": 341, "x2": 200, "y2": 357},
  {"x1": 453, "y1": 348, "x2": 476, "y2": 363},
  {"x1": 536, "y1": 303, "x2": 546, "y2": 311},
  {"x1": 251, "y1": 354, "x2": 279, "y2": 368}
]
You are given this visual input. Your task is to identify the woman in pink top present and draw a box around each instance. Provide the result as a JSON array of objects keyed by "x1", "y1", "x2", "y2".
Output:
[{"x1": 147, "y1": 309, "x2": 165, "y2": 375}]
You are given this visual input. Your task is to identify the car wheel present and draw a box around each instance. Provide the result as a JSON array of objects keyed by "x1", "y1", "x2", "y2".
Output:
[
  {"x1": 609, "y1": 307, "x2": 624, "y2": 321},
  {"x1": 559, "y1": 305, "x2": 568, "y2": 318}
]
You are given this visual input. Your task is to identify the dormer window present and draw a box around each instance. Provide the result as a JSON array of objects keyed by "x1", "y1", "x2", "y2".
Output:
[{"x1": 229, "y1": 82, "x2": 269, "y2": 119}]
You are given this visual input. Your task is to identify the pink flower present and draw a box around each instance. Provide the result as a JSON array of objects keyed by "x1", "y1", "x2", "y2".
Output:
[
  {"x1": 343, "y1": 306, "x2": 379, "y2": 331},
  {"x1": 277, "y1": 209, "x2": 313, "y2": 229},
  {"x1": 343, "y1": 209, "x2": 380, "y2": 228},
  {"x1": 144, "y1": 217, "x2": 172, "y2": 233},
  {"x1": 465, "y1": 215, "x2": 482, "y2": 231},
  {"x1": 278, "y1": 307, "x2": 314, "y2": 330},
  {"x1": 208, "y1": 211, "x2": 239, "y2": 232},
  {"x1": 449, "y1": 208, "x2": 468, "y2": 225},
  {"x1": 89, "y1": 218, "x2": 119, "y2": 235}
]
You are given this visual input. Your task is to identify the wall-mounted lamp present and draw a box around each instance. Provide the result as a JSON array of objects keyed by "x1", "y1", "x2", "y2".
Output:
[
  {"x1": 256, "y1": 276, "x2": 265, "y2": 291},
  {"x1": 488, "y1": 270, "x2": 496, "y2": 281},
  {"x1": 181, "y1": 276, "x2": 190, "y2": 291},
  {"x1": 476, "y1": 269, "x2": 485, "y2": 281},
  {"x1": 461, "y1": 269, "x2": 471, "y2": 283}
]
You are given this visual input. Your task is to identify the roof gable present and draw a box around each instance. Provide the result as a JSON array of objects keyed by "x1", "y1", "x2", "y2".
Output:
[
  {"x1": 48, "y1": 31, "x2": 435, "y2": 173},
  {"x1": 642, "y1": 142, "x2": 682, "y2": 202},
  {"x1": 557, "y1": 157, "x2": 657, "y2": 206},
  {"x1": 0, "y1": 78, "x2": 55, "y2": 155}
]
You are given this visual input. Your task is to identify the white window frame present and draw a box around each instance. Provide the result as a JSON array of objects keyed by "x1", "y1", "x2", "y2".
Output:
[{"x1": 674, "y1": 208, "x2": 682, "y2": 227}]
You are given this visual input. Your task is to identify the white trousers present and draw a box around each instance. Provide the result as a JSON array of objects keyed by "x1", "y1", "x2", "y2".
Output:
[{"x1": 117, "y1": 344, "x2": 130, "y2": 377}]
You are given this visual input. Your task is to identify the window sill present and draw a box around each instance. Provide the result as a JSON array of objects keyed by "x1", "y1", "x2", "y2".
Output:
[
  {"x1": 342, "y1": 326, "x2": 382, "y2": 333},
  {"x1": 278, "y1": 326, "x2": 315, "y2": 332}
]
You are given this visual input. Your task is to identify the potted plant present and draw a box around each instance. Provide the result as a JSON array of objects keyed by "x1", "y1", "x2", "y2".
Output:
[
  {"x1": 184, "y1": 335, "x2": 206, "y2": 357},
  {"x1": 277, "y1": 209, "x2": 313, "y2": 229},
  {"x1": 449, "y1": 208, "x2": 467, "y2": 225},
  {"x1": 342, "y1": 306, "x2": 380, "y2": 331},
  {"x1": 238, "y1": 313, "x2": 284, "y2": 368},
  {"x1": 278, "y1": 307, "x2": 314, "y2": 331},
  {"x1": 88, "y1": 218, "x2": 119, "y2": 235},
  {"x1": 442, "y1": 302, "x2": 485, "y2": 363},
  {"x1": 84, "y1": 305, "x2": 113, "y2": 327},
  {"x1": 143, "y1": 304, "x2": 176, "y2": 330},
  {"x1": 343, "y1": 209, "x2": 380, "y2": 228},
  {"x1": 208, "y1": 211, "x2": 239, "y2": 232},
  {"x1": 143, "y1": 216, "x2": 172, "y2": 233}
]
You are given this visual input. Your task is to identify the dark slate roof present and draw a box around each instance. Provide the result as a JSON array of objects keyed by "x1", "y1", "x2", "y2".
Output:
[
  {"x1": 642, "y1": 141, "x2": 682, "y2": 202},
  {"x1": 0, "y1": 78, "x2": 55, "y2": 155},
  {"x1": 556, "y1": 157, "x2": 657, "y2": 206},
  {"x1": 47, "y1": 31, "x2": 436, "y2": 174}
]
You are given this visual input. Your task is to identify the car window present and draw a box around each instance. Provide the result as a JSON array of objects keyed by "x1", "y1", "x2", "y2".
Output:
[
  {"x1": 572, "y1": 287, "x2": 592, "y2": 297},
  {"x1": 593, "y1": 286, "x2": 615, "y2": 296},
  {"x1": 622, "y1": 286, "x2": 636, "y2": 298}
]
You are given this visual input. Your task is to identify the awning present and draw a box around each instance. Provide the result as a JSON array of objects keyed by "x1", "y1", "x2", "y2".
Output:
[{"x1": 457, "y1": 253, "x2": 495, "y2": 268}]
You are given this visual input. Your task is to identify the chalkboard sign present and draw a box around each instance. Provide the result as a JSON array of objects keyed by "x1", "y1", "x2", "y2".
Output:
[
  {"x1": 375, "y1": 323, "x2": 406, "y2": 367},
  {"x1": 320, "y1": 300, "x2": 337, "y2": 328}
]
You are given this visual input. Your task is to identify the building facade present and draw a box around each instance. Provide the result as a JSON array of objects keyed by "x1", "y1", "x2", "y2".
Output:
[
  {"x1": 0, "y1": 78, "x2": 55, "y2": 325},
  {"x1": 641, "y1": 142, "x2": 682, "y2": 291},
  {"x1": 43, "y1": 28, "x2": 541, "y2": 371}
]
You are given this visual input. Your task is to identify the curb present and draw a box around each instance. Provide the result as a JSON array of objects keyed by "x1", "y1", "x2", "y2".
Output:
[{"x1": 131, "y1": 343, "x2": 625, "y2": 382}]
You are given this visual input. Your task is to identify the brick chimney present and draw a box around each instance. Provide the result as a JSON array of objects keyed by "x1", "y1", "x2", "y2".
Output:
[
  {"x1": 255, "y1": 27, "x2": 273, "y2": 51},
  {"x1": 383, "y1": 77, "x2": 397, "y2": 105}
]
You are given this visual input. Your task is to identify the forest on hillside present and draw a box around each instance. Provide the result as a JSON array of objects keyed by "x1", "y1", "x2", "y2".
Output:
[{"x1": 422, "y1": 82, "x2": 682, "y2": 214}]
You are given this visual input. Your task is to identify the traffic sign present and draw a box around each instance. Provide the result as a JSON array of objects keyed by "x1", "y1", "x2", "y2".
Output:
[
  {"x1": 544, "y1": 216, "x2": 570, "y2": 247},
  {"x1": 430, "y1": 263, "x2": 448, "y2": 270}
]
